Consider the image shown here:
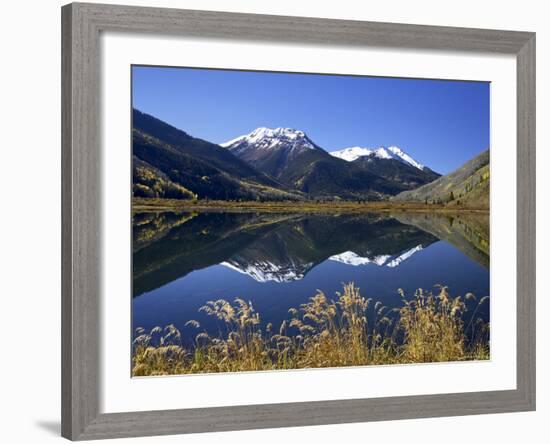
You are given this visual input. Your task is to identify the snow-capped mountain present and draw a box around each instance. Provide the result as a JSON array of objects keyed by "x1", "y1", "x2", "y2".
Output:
[
  {"x1": 220, "y1": 259, "x2": 313, "y2": 283},
  {"x1": 329, "y1": 246, "x2": 423, "y2": 269},
  {"x1": 220, "y1": 244, "x2": 425, "y2": 284},
  {"x1": 222, "y1": 128, "x2": 404, "y2": 198},
  {"x1": 221, "y1": 126, "x2": 439, "y2": 198},
  {"x1": 221, "y1": 127, "x2": 319, "y2": 156},
  {"x1": 328, "y1": 251, "x2": 391, "y2": 266},
  {"x1": 221, "y1": 127, "x2": 335, "y2": 185},
  {"x1": 330, "y1": 146, "x2": 425, "y2": 171}
]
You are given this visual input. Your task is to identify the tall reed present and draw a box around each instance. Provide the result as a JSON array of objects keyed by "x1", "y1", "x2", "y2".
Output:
[{"x1": 132, "y1": 283, "x2": 489, "y2": 376}]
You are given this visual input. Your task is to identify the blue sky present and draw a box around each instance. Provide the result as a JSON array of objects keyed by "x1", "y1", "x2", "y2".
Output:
[{"x1": 132, "y1": 66, "x2": 489, "y2": 174}]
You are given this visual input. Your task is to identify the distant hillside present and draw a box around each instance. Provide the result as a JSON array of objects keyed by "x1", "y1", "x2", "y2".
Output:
[
  {"x1": 133, "y1": 156, "x2": 196, "y2": 200},
  {"x1": 132, "y1": 110, "x2": 303, "y2": 201},
  {"x1": 392, "y1": 150, "x2": 489, "y2": 208},
  {"x1": 395, "y1": 212, "x2": 489, "y2": 268}
]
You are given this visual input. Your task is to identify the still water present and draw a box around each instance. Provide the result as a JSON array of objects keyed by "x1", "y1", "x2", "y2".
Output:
[{"x1": 132, "y1": 211, "x2": 490, "y2": 346}]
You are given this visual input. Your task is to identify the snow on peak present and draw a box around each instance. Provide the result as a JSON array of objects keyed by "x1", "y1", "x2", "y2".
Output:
[
  {"x1": 329, "y1": 251, "x2": 391, "y2": 266},
  {"x1": 387, "y1": 146, "x2": 425, "y2": 171},
  {"x1": 373, "y1": 147, "x2": 394, "y2": 160},
  {"x1": 220, "y1": 245, "x2": 425, "y2": 283},
  {"x1": 255, "y1": 127, "x2": 305, "y2": 138},
  {"x1": 220, "y1": 260, "x2": 312, "y2": 283},
  {"x1": 220, "y1": 127, "x2": 315, "y2": 151},
  {"x1": 329, "y1": 146, "x2": 373, "y2": 162},
  {"x1": 386, "y1": 245, "x2": 423, "y2": 268},
  {"x1": 329, "y1": 245, "x2": 424, "y2": 269},
  {"x1": 330, "y1": 145, "x2": 425, "y2": 171}
]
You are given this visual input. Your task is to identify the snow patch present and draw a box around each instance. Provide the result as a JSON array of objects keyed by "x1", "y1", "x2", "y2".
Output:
[
  {"x1": 330, "y1": 245, "x2": 423, "y2": 269},
  {"x1": 331, "y1": 145, "x2": 425, "y2": 171},
  {"x1": 386, "y1": 245, "x2": 424, "y2": 268},
  {"x1": 221, "y1": 244, "x2": 424, "y2": 283},
  {"x1": 221, "y1": 127, "x2": 315, "y2": 151},
  {"x1": 387, "y1": 146, "x2": 425, "y2": 170},
  {"x1": 329, "y1": 251, "x2": 391, "y2": 266},
  {"x1": 220, "y1": 260, "x2": 311, "y2": 283},
  {"x1": 219, "y1": 135, "x2": 246, "y2": 148},
  {"x1": 329, "y1": 146, "x2": 373, "y2": 162}
]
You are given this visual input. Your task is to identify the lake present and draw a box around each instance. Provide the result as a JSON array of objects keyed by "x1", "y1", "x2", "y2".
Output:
[{"x1": 132, "y1": 210, "x2": 490, "y2": 347}]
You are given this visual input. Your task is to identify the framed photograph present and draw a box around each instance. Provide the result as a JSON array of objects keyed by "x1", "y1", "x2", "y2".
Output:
[{"x1": 61, "y1": 2, "x2": 536, "y2": 440}]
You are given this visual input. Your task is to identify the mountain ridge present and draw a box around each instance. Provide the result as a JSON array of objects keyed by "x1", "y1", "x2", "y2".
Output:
[
  {"x1": 132, "y1": 110, "x2": 484, "y2": 203},
  {"x1": 330, "y1": 145, "x2": 426, "y2": 171},
  {"x1": 132, "y1": 110, "x2": 304, "y2": 201},
  {"x1": 222, "y1": 126, "x2": 440, "y2": 199},
  {"x1": 392, "y1": 149, "x2": 489, "y2": 208}
]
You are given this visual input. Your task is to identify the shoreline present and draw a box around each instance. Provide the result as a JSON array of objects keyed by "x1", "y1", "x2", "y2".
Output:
[{"x1": 132, "y1": 198, "x2": 489, "y2": 214}]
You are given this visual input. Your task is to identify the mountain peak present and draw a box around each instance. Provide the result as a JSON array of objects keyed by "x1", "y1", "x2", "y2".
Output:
[
  {"x1": 221, "y1": 127, "x2": 313, "y2": 150},
  {"x1": 251, "y1": 127, "x2": 306, "y2": 138},
  {"x1": 330, "y1": 145, "x2": 425, "y2": 171}
]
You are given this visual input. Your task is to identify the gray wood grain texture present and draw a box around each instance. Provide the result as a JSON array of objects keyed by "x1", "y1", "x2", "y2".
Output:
[
  {"x1": 61, "y1": 2, "x2": 536, "y2": 440},
  {"x1": 62, "y1": 3, "x2": 101, "y2": 439}
]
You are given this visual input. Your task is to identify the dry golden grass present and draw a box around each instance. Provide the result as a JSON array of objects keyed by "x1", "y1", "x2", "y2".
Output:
[
  {"x1": 132, "y1": 197, "x2": 489, "y2": 214},
  {"x1": 132, "y1": 283, "x2": 489, "y2": 376}
]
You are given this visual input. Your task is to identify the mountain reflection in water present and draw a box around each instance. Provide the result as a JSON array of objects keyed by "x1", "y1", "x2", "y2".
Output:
[{"x1": 132, "y1": 210, "x2": 489, "y2": 344}]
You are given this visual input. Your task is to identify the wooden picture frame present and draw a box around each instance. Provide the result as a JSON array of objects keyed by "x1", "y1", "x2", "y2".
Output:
[{"x1": 62, "y1": 2, "x2": 535, "y2": 440}]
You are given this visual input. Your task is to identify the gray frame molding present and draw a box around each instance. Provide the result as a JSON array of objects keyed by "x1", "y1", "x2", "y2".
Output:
[{"x1": 61, "y1": 2, "x2": 536, "y2": 440}]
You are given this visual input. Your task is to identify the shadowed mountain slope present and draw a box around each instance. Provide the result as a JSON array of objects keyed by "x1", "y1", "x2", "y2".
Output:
[{"x1": 132, "y1": 110, "x2": 303, "y2": 201}]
